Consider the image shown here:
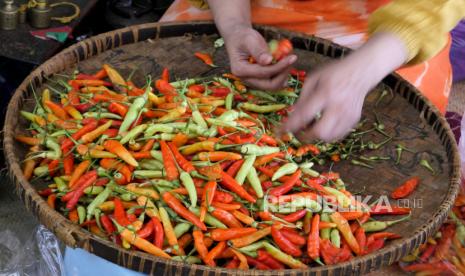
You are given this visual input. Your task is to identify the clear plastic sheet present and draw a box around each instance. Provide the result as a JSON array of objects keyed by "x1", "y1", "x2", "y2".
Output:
[{"x1": 0, "y1": 225, "x2": 64, "y2": 276}]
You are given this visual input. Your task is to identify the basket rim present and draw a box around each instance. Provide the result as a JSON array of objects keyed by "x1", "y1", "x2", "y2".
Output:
[{"x1": 2, "y1": 20, "x2": 461, "y2": 275}]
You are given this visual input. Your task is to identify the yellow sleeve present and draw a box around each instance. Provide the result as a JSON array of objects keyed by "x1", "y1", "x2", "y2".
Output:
[
  {"x1": 188, "y1": 0, "x2": 209, "y2": 10},
  {"x1": 368, "y1": 0, "x2": 465, "y2": 64}
]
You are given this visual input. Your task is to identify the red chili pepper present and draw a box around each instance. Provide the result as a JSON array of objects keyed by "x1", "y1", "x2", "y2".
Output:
[
  {"x1": 257, "y1": 250, "x2": 285, "y2": 269},
  {"x1": 420, "y1": 243, "x2": 437, "y2": 262},
  {"x1": 271, "y1": 224, "x2": 302, "y2": 257},
  {"x1": 391, "y1": 177, "x2": 420, "y2": 199},
  {"x1": 100, "y1": 215, "x2": 115, "y2": 235},
  {"x1": 210, "y1": 86, "x2": 230, "y2": 97},
  {"x1": 281, "y1": 209, "x2": 307, "y2": 223},
  {"x1": 162, "y1": 192, "x2": 207, "y2": 231},
  {"x1": 61, "y1": 120, "x2": 98, "y2": 150},
  {"x1": 113, "y1": 197, "x2": 131, "y2": 227},
  {"x1": 211, "y1": 208, "x2": 243, "y2": 228},
  {"x1": 102, "y1": 128, "x2": 119, "y2": 138},
  {"x1": 226, "y1": 159, "x2": 245, "y2": 177},
  {"x1": 76, "y1": 73, "x2": 99, "y2": 80},
  {"x1": 370, "y1": 205, "x2": 411, "y2": 215},
  {"x1": 168, "y1": 142, "x2": 195, "y2": 173},
  {"x1": 74, "y1": 102, "x2": 93, "y2": 113},
  {"x1": 212, "y1": 190, "x2": 234, "y2": 203},
  {"x1": 366, "y1": 238, "x2": 385, "y2": 254},
  {"x1": 47, "y1": 159, "x2": 60, "y2": 177},
  {"x1": 320, "y1": 238, "x2": 345, "y2": 265},
  {"x1": 38, "y1": 188, "x2": 53, "y2": 197},
  {"x1": 220, "y1": 171, "x2": 256, "y2": 203},
  {"x1": 151, "y1": 217, "x2": 164, "y2": 248},
  {"x1": 355, "y1": 227, "x2": 366, "y2": 255},
  {"x1": 65, "y1": 170, "x2": 98, "y2": 210},
  {"x1": 280, "y1": 228, "x2": 306, "y2": 246},
  {"x1": 246, "y1": 256, "x2": 271, "y2": 270},
  {"x1": 269, "y1": 170, "x2": 302, "y2": 196},
  {"x1": 63, "y1": 148, "x2": 74, "y2": 176},
  {"x1": 261, "y1": 181, "x2": 273, "y2": 191},
  {"x1": 136, "y1": 221, "x2": 154, "y2": 239},
  {"x1": 155, "y1": 79, "x2": 176, "y2": 96},
  {"x1": 161, "y1": 68, "x2": 170, "y2": 82},
  {"x1": 194, "y1": 52, "x2": 215, "y2": 67},
  {"x1": 108, "y1": 102, "x2": 128, "y2": 117},
  {"x1": 307, "y1": 214, "x2": 320, "y2": 260},
  {"x1": 271, "y1": 39, "x2": 293, "y2": 61}
]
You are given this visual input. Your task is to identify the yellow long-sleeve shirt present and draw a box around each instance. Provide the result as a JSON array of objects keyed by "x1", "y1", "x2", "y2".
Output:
[
  {"x1": 189, "y1": 0, "x2": 465, "y2": 64},
  {"x1": 368, "y1": 0, "x2": 465, "y2": 64}
]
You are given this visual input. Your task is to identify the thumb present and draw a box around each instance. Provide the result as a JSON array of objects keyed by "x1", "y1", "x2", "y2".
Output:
[{"x1": 246, "y1": 35, "x2": 273, "y2": 66}]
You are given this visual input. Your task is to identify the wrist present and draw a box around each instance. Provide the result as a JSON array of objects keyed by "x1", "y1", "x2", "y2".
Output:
[{"x1": 351, "y1": 32, "x2": 409, "y2": 82}]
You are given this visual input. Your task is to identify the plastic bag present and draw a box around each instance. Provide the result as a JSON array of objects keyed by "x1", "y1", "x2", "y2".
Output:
[
  {"x1": 451, "y1": 20, "x2": 465, "y2": 82},
  {"x1": 0, "y1": 225, "x2": 64, "y2": 276}
]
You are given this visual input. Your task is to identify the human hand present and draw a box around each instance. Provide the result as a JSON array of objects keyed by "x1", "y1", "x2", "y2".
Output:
[
  {"x1": 281, "y1": 33, "x2": 408, "y2": 142},
  {"x1": 223, "y1": 25, "x2": 297, "y2": 90}
]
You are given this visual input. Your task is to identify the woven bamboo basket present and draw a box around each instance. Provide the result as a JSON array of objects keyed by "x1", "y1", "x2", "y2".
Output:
[{"x1": 3, "y1": 21, "x2": 461, "y2": 275}]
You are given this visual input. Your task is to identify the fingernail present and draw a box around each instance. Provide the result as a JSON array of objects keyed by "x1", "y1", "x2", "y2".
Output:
[
  {"x1": 259, "y1": 53, "x2": 273, "y2": 65},
  {"x1": 288, "y1": 55, "x2": 297, "y2": 64}
]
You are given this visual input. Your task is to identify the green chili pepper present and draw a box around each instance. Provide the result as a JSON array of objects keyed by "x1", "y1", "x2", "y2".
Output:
[
  {"x1": 133, "y1": 170, "x2": 164, "y2": 179},
  {"x1": 94, "y1": 208, "x2": 104, "y2": 232},
  {"x1": 144, "y1": 124, "x2": 176, "y2": 137},
  {"x1": 97, "y1": 167, "x2": 108, "y2": 177},
  {"x1": 54, "y1": 177, "x2": 68, "y2": 192},
  {"x1": 119, "y1": 96, "x2": 146, "y2": 134},
  {"x1": 50, "y1": 129, "x2": 77, "y2": 137},
  {"x1": 120, "y1": 193, "x2": 136, "y2": 201},
  {"x1": 213, "y1": 77, "x2": 234, "y2": 91},
  {"x1": 249, "y1": 90, "x2": 276, "y2": 102},
  {"x1": 190, "y1": 207, "x2": 227, "y2": 229},
  {"x1": 262, "y1": 242, "x2": 307, "y2": 268},
  {"x1": 351, "y1": 159, "x2": 374, "y2": 169},
  {"x1": 272, "y1": 163, "x2": 298, "y2": 181},
  {"x1": 206, "y1": 118, "x2": 246, "y2": 131},
  {"x1": 150, "y1": 150, "x2": 163, "y2": 161},
  {"x1": 180, "y1": 171, "x2": 197, "y2": 207},
  {"x1": 84, "y1": 186, "x2": 105, "y2": 195},
  {"x1": 324, "y1": 187, "x2": 351, "y2": 208},
  {"x1": 320, "y1": 213, "x2": 331, "y2": 240},
  {"x1": 217, "y1": 110, "x2": 239, "y2": 121},
  {"x1": 225, "y1": 92, "x2": 234, "y2": 110},
  {"x1": 34, "y1": 138, "x2": 62, "y2": 160},
  {"x1": 191, "y1": 110, "x2": 208, "y2": 129},
  {"x1": 271, "y1": 89, "x2": 298, "y2": 98},
  {"x1": 120, "y1": 124, "x2": 148, "y2": 144},
  {"x1": 237, "y1": 241, "x2": 265, "y2": 252},
  {"x1": 420, "y1": 159, "x2": 435, "y2": 175},
  {"x1": 84, "y1": 112, "x2": 122, "y2": 120},
  {"x1": 77, "y1": 205, "x2": 86, "y2": 224},
  {"x1": 139, "y1": 159, "x2": 164, "y2": 170},
  {"x1": 330, "y1": 228, "x2": 341, "y2": 248},
  {"x1": 302, "y1": 168, "x2": 319, "y2": 178},
  {"x1": 170, "y1": 78, "x2": 197, "y2": 89},
  {"x1": 362, "y1": 215, "x2": 411, "y2": 232},
  {"x1": 174, "y1": 222, "x2": 192, "y2": 238},
  {"x1": 247, "y1": 167, "x2": 263, "y2": 198},
  {"x1": 33, "y1": 165, "x2": 49, "y2": 177},
  {"x1": 450, "y1": 211, "x2": 465, "y2": 245},
  {"x1": 86, "y1": 186, "x2": 112, "y2": 220},
  {"x1": 235, "y1": 154, "x2": 256, "y2": 185},
  {"x1": 238, "y1": 103, "x2": 287, "y2": 113},
  {"x1": 171, "y1": 256, "x2": 201, "y2": 264},
  {"x1": 271, "y1": 198, "x2": 321, "y2": 214},
  {"x1": 240, "y1": 144, "x2": 280, "y2": 156}
]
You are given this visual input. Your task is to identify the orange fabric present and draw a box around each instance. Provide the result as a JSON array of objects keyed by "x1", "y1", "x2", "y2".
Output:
[{"x1": 161, "y1": 0, "x2": 452, "y2": 113}]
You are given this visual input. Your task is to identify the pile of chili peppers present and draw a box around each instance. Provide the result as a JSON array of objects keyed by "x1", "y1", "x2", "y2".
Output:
[
  {"x1": 398, "y1": 181, "x2": 465, "y2": 276},
  {"x1": 15, "y1": 51, "x2": 423, "y2": 269}
]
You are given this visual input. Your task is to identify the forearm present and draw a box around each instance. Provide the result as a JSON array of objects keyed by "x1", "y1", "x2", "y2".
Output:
[{"x1": 206, "y1": 0, "x2": 251, "y2": 39}]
